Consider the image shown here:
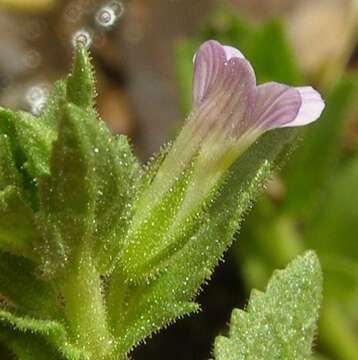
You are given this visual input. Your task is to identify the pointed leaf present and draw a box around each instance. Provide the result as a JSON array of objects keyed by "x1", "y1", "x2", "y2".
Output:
[
  {"x1": 37, "y1": 101, "x2": 140, "y2": 277},
  {"x1": 213, "y1": 251, "x2": 322, "y2": 360},
  {"x1": 0, "y1": 310, "x2": 86, "y2": 360},
  {"x1": 67, "y1": 45, "x2": 95, "y2": 109},
  {"x1": 36, "y1": 103, "x2": 97, "y2": 277}
]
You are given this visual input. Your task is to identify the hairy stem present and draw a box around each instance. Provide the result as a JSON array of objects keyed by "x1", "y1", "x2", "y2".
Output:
[{"x1": 62, "y1": 248, "x2": 114, "y2": 360}]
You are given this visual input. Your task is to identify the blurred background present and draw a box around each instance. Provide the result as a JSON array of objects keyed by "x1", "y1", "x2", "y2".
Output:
[{"x1": 0, "y1": 0, "x2": 357, "y2": 359}]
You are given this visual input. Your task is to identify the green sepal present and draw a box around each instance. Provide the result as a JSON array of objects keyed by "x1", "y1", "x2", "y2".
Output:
[
  {"x1": 108, "y1": 268, "x2": 199, "y2": 357},
  {"x1": 213, "y1": 251, "x2": 322, "y2": 360},
  {"x1": 119, "y1": 161, "x2": 195, "y2": 281},
  {"x1": 108, "y1": 128, "x2": 297, "y2": 355},
  {"x1": 88, "y1": 129, "x2": 140, "y2": 274},
  {"x1": 0, "y1": 310, "x2": 86, "y2": 360}
]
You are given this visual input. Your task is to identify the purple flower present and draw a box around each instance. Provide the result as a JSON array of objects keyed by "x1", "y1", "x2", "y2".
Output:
[
  {"x1": 137, "y1": 40, "x2": 325, "y2": 214},
  {"x1": 191, "y1": 40, "x2": 324, "y2": 144},
  {"x1": 121, "y1": 41, "x2": 325, "y2": 280},
  {"x1": 172, "y1": 40, "x2": 325, "y2": 213}
]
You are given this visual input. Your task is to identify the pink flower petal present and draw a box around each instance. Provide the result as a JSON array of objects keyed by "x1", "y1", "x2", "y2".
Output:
[
  {"x1": 281, "y1": 86, "x2": 325, "y2": 128},
  {"x1": 192, "y1": 40, "x2": 254, "y2": 110},
  {"x1": 252, "y1": 82, "x2": 302, "y2": 131},
  {"x1": 192, "y1": 56, "x2": 256, "y2": 141},
  {"x1": 222, "y1": 45, "x2": 245, "y2": 60},
  {"x1": 191, "y1": 40, "x2": 325, "y2": 147},
  {"x1": 252, "y1": 83, "x2": 325, "y2": 131}
]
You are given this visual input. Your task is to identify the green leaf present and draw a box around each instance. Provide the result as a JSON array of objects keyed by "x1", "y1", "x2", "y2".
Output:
[
  {"x1": 37, "y1": 101, "x2": 139, "y2": 277},
  {"x1": 0, "y1": 310, "x2": 86, "y2": 360},
  {"x1": 284, "y1": 74, "x2": 358, "y2": 217},
  {"x1": 213, "y1": 251, "x2": 322, "y2": 360},
  {"x1": 89, "y1": 131, "x2": 140, "y2": 274},
  {"x1": 0, "y1": 105, "x2": 57, "y2": 208},
  {"x1": 0, "y1": 107, "x2": 16, "y2": 139},
  {"x1": 13, "y1": 112, "x2": 56, "y2": 178},
  {"x1": 36, "y1": 103, "x2": 97, "y2": 277},
  {"x1": 35, "y1": 44, "x2": 140, "y2": 277},
  {"x1": 39, "y1": 80, "x2": 66, "y2": 128},
  {"x1": 109, "y1": 128, "x2": 297, "y2": 356},
  {"x1": 0, "y1": 187, "x2": 39, "y2": 258},
  {"x1": 0, "y1": 330, "x2": 63, "y2": 360},
  {"x1": 0, "y1": 108, "x2": 25, "y2": 185},
  {"x1": 0, "y1": 251, "x2": 58, "y2": 318},
  {"x1": 0, "y1": 135, "x2": 22, "y2": 190},
  {"x1": 67, "y1": 45, "x2": 95, "y2": 109}
]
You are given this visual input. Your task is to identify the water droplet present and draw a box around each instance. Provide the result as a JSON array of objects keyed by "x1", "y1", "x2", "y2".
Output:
[
  {"x1": 95, "y1": 1, "x2": 124, "y2": 29},
  {"x1": 72, "y1": 29, "x2": 92, "y2": 48},
  {"x1": 95, "y1": 6, "x2": 116, "y2": 27},
  {"x1": 25, "y1": 84, "x2": 48, "y2": 115}
]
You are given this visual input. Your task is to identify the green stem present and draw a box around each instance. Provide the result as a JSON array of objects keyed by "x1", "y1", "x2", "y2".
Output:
[{"x1": 62, "y1": 249, "x2": 114, "y2": 360}]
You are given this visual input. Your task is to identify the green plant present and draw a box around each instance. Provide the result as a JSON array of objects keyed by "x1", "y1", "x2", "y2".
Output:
[{"x1": 0, "y1": 43, "x2": 323, "y2": 359}]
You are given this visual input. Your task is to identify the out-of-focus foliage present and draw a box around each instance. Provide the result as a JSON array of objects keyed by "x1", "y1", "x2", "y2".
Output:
[
  {"x1": 0, "y1": 0, "x2": 56, "y2": 13},
  {"x1": 175, "y1": 5, "x2": 358, "y2": 360}
]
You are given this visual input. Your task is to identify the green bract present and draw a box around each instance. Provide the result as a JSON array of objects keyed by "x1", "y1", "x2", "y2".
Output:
[
  {"x1": 0, "y1": 44, "x2": 322, "y2": 359},
  {"x1": 214, "y1": 251, "x2": 322, "y2": 360}
]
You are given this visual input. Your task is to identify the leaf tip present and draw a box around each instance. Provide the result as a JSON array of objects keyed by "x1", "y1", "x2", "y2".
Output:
[{"x1": 66, "y1": 44, "x2": 96, "y2": 109}]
